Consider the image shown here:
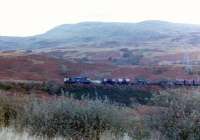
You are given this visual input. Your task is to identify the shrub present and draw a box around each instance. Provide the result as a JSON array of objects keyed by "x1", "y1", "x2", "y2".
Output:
[
  {"x1": 0, "y1": 83, "x2": 12, "y2": 91},
  {"x1": 0, "y1": 93, "x2": 148, "y2": 140},
  {"x1": 146, "y1": 91, "x2": 200, "y2": 140},
  {"x1": 19, "y1": 98, "x2": 137, "y2": 139},
  {"x1": 64, "y1": 85, "x2": 153, "y2": 106},
  {"x1": 43, "y1": 81, "x2": 62, "y2": 95},
  {"x1": 0, "y1": 93, "x2": 27, "y2": 127}
]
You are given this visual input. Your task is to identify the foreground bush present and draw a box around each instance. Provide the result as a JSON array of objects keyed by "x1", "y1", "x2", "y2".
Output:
[
  {"x1": 147, "y1": 90, "x2": 200, "y2": 140},
  {"x1": 0, "y1": 128, "x2": 54, "y2": 140},
  {"x1": 0, "y1": 93, "x2": 149, "y2": 140},
  {"x1": 21, "y1": 99, "x2": 136, "y2": 139},
  {"x1": 0, "y1": 128, "x2": 134, "y2": 140},
  {"x1": 7, "y1": 88, "x2": 200, "y2": 140}
]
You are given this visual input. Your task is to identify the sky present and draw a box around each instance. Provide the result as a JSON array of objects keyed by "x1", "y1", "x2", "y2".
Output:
[{"x1": 0, "y1": 0, "x2": 200, "y2": 36}]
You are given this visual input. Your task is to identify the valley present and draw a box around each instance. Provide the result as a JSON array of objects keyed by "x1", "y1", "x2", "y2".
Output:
[{"x1": 1, "y1": 20, "x2": 200, "y2": 140}]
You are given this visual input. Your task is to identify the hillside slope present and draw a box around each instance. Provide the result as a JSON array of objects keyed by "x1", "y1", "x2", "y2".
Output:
[{"x1": 1, "y1": 20, "x2": 200, "y2": 50}]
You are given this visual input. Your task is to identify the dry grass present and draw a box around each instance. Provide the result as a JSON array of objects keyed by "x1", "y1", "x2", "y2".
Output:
[
  {"x1": 0, "y1": 128, "x2": 67, "y2": 140},
  {"x1": 0, "y1": 128, "x2": 132, "y2": 140}
]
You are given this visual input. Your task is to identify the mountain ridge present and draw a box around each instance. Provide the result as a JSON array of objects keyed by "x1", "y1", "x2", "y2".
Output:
[{"x1": 1, "y1": 20, "x2": 200, "y2": 50}]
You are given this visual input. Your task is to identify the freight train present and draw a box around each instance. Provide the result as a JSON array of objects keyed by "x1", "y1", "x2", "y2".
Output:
[{"x1": 64, "y1": 76, "x2": 200, "y2": 86}]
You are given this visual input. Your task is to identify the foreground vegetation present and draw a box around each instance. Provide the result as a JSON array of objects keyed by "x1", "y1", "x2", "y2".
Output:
[
  {"x1": 0, "y1": 93, "x2": 142, "y2": 140},
  {"x1": 0, "y1": 128, "x2": 132, "y2": 140},
  {"x1": 1, "y1": 87, "x2": 200, "y2": 140},
  {"x1": 148, "y1": 90, "x2": 200, "y2": 140}
]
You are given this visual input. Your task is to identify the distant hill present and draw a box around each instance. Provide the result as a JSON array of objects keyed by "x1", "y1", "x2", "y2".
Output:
[{"x1": 1, "y1": 20, "x2": 200, "y2": 50}]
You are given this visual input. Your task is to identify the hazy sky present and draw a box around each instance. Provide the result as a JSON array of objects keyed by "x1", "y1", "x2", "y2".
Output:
[{"x1": 0, "y1": 0, "x2": 200, "y2": 36}]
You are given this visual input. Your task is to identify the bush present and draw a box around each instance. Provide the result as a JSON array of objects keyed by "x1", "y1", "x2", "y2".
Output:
[
  {"x1": 43, "y1": 81, "x2": 62, "y2": 95},
  {"x1": 0, "y1": 83, "x2": 12, "y2": 91},
  {"x1": 0, "y1": 93, "x2": 148, "y2": 140},
  {"x1": 64, "y1": 85, "x2": 153, "y2": 106},
  {"x1": 19, "y1": 98, "x2": 137, "y2": 139},
  {"x1": 146, "y1": 91, "x2": 200, "y2": 140},
  {"x1": 0, "y1": 94, "x2": 27, "y2": 127}
]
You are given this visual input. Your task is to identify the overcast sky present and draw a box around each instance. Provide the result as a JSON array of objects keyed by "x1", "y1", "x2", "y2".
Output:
[{"x1": 0, "y1": 0, "x2": 200, "y2": 36}]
